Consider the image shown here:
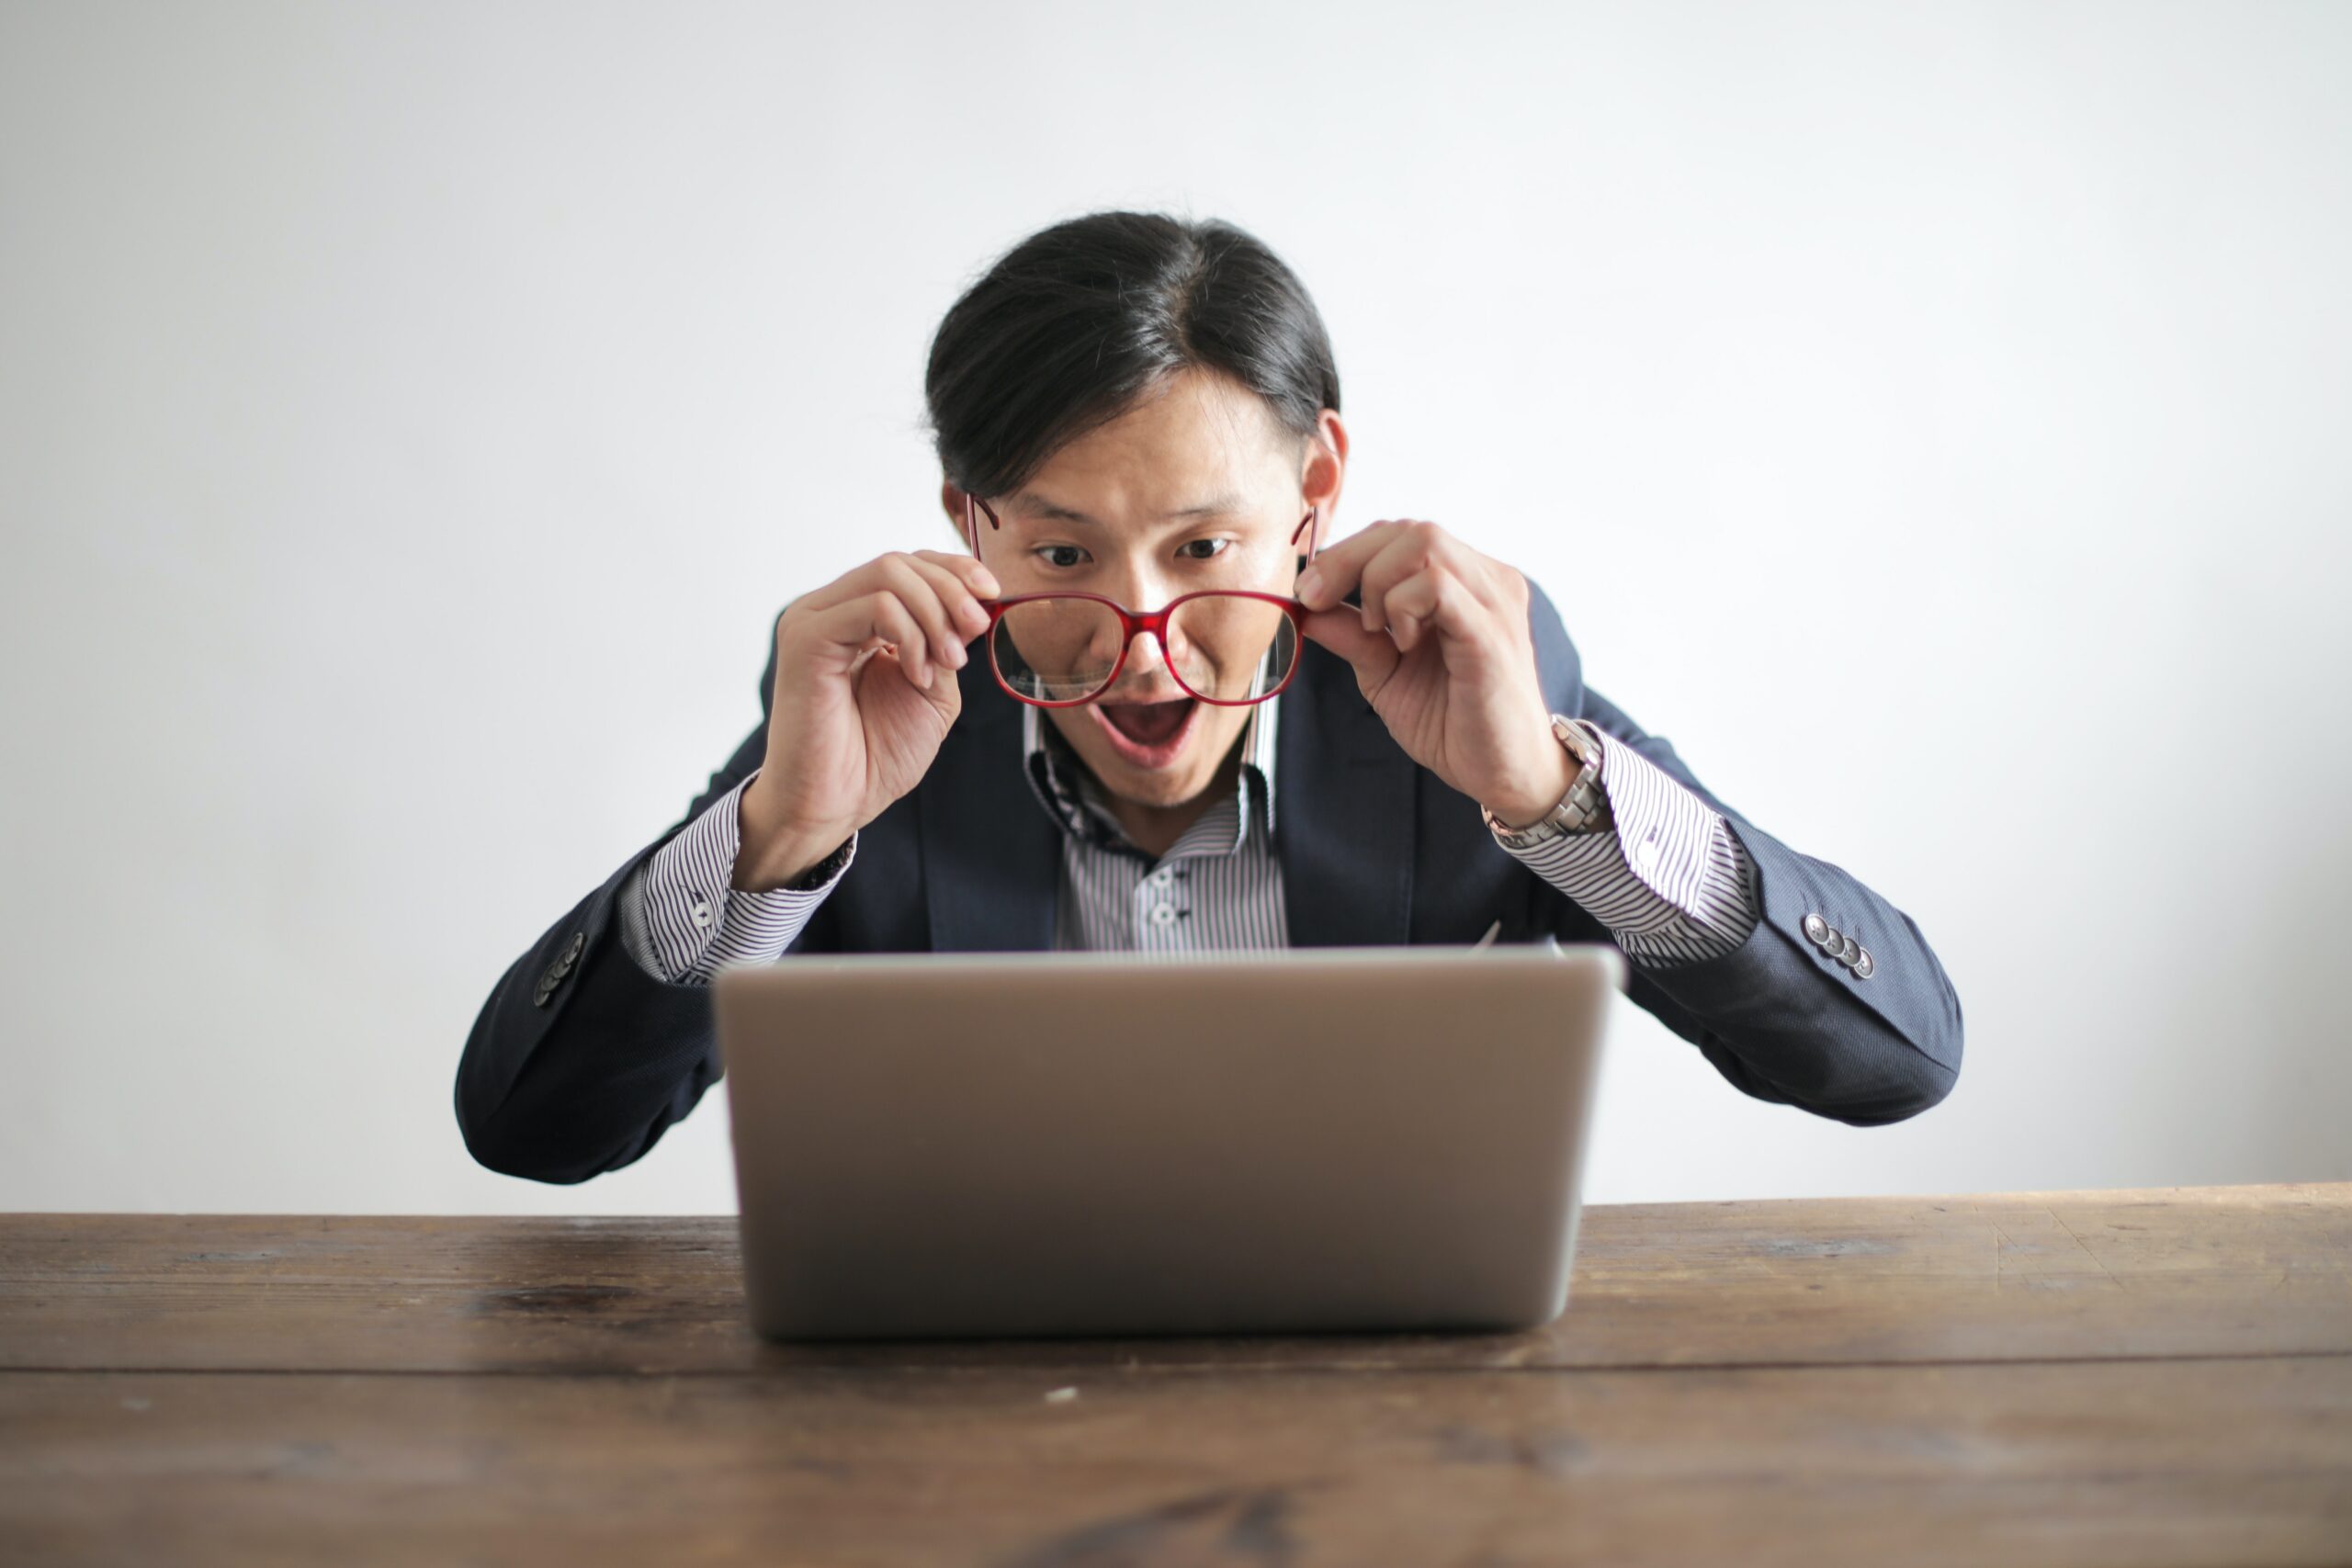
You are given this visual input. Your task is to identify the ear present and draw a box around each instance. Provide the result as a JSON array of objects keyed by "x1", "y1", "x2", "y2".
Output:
[
  {"x1": 1296, "y1": 409, "x2": 1349, "y2": 557},
  {"x1": 939, "y1": 478, "x2": 978, "y2": 549}
]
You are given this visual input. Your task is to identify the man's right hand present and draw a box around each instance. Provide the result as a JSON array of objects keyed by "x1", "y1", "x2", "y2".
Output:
[{"x1": 735, "y1": 549, "x2": 1000, "y2": 890}]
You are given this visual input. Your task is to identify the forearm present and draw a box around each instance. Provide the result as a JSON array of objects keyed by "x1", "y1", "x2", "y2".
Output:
[
  {"x1": 1615, "y1": 812, "x2": 1962, "y2": 1124},
  {"x1": 618, "y1": 769, "x2": 854, "y2": 986},
  {"x1": 1498, "y1": 726, "x2": 1762, "y2": 968},
  {"x1": 455, "y1": 836, "x2": 731, "y2": 1183},
  {"x1": 456, "y1": 716, "x2": 792, "y2": 1182}
]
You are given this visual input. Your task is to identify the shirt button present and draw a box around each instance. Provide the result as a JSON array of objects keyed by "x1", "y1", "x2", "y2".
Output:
[
  {"x1": 1634, "y1": 830, "x2": 1659, "y2": 870},
  {"x1": 1149, "y1": 868, "x2": 1173, "y2": 887},
  {"x1": 1802, "y1": 913, "x2": 1830, "y2": 944},
  {"x1": 1852, "y1": 948, "x2": 1875, "y2": 979},
  {"x1": 1150, "y1": 904, "x2": 1178, "y2": 927},
  {"x1": 691, "y1": 898, "x2": 714, "y2": 930}
]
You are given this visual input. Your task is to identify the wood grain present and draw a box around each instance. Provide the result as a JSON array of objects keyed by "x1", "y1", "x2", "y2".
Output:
[
  {"x1": 5, "y1": 1187, "x2": 2345, "y2": 1564},
  {"x1": 3, "y1": 1185, "x2": 2346, "y2": 1374},
  {"x1": 3, "y1": 1358, "x2": 2346, "y2": 1567}
]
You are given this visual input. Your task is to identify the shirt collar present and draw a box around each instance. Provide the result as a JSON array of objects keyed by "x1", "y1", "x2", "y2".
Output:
[{"x1": 1022, "y1": 696, "x2": 1281, "y2": 858}]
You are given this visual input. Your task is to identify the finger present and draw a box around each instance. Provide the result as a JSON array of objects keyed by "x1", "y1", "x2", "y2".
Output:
[
  {"x1": 899, "y1": 552, "x2": 995, "y2": 648},
  {"x1": 910, "y1": 547, "x2": 1001, "y2": 603},
  {"x1": 810, "y1": 590, "x2": 934, "y2": 689},
  {"x1": 798, "y1": 547, "x2": 990, "y2": 624},
  {"x1": 797, "y1": 553, "x2": 895, "y2": 616},
  {"x1": 1398, "y1": 564, "x2": 1505, "y2": 663},
  {"x1": 873, "y1": 555, "x2": 969, "y2": 671},
  {"x1": 1293, "y1": 520, "x2": 1408, "y2": 612},
  {"x1": 1355, "y1": 527, "x2": 1442, "y2": 636},
  {"x1": 1381, "y1": 568, "x2": 1444, "y2": 651},
  {"x1": 1297, "y1": 605, "x2": 1401, "y2": 690}
]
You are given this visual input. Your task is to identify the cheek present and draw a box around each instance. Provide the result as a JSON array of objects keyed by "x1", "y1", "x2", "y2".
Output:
[{"x1": 1197, "y1": 698, "x2": 1253, "y2": 754}]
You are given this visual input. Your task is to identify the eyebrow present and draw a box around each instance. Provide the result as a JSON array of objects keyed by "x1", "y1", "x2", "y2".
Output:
[{"x1": 1012, "y1": 491, "x2": 1247, "y2": 525}]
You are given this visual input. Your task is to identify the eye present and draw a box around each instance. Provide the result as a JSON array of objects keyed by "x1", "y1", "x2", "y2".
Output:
[
  {"x1": 1033, "y1": 543, "x2": 1090, "y2": 570},
  {"x1": 1178, "y1": 538, "x2": 1232, "y2": 561}
]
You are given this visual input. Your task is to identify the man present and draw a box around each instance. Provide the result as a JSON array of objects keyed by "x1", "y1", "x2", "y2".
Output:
[{"x1": 457, "y1": 211, "x2": 1962, "y2": 1186}]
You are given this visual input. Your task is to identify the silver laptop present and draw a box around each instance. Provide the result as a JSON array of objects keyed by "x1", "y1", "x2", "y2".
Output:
[{"x1": 712, "y1": 942, "x2": 1624, "y2": 1341}]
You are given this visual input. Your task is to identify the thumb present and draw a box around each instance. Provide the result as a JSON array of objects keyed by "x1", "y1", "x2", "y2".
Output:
[{"x1": 1298, "y1": 606, "x2": 1400, "y2": 687}]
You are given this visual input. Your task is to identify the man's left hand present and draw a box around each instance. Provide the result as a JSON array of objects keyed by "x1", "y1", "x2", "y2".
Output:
[{"x1": 1294, "y1": 520, "x2": 1575, "y2": 827}]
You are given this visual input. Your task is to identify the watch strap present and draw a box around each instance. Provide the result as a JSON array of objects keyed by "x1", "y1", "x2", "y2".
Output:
[{"x1": 1482, "y1": 715, "x2": 1611, "y2": 849}]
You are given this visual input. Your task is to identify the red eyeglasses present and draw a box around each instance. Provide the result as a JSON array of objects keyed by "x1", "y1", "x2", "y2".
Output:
[{"x1": 960, "y1": 493, "x2": 1322, "y2": 707}]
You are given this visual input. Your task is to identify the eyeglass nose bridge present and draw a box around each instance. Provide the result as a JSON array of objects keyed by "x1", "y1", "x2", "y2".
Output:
[{"x1": 1077, "y1": 603, "x2": 1174, "y2": 692}]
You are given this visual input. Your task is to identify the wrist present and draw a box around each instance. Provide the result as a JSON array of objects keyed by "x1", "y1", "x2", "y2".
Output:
[
  {"x1": 1482, "y1": 713, "x2": 1612, "y2": 847},
  {"x1": 1485, "y1": 737, "x2": 1580, "y2": 829},
  {"x1": 735, "y1": 777, "x2": 854, "y2": 892}
]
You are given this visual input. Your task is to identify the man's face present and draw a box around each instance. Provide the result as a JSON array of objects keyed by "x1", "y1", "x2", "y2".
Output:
[{"x1": 971, "y1": 368, "x2": 1310, "y2": 812}]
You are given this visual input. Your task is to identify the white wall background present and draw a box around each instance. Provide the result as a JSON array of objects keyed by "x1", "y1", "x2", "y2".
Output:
[{"x1": 5, "y1": 1, "x2": 2346, "y2": 1215}]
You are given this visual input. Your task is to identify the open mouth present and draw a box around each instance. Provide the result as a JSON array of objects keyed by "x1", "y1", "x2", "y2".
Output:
[{"x1": 1088, "y1": 694, "x2": 1199, "y2": 770}]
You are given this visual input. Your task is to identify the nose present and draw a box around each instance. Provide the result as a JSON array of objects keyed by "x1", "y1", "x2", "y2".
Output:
[
  {"x1": 1089, "y1": 563, "x2": 1182, "y2": 686},
  {"x1": 1102, "y1": 623, "x2": 1186, "y2": 703}
]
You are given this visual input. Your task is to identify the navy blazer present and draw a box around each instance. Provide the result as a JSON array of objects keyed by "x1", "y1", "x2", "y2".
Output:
[{"x1": 457, "y1": 582, "x2": 1962, "y2": 1184}]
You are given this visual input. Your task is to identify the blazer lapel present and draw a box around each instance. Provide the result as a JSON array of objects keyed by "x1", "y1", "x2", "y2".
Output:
[
  {"x1": 1276, "y1": 641, "x2": 1418, "y2": 948},
  {"x1": 918, "y1": 661, "x2": 1061, "y2": 953}
]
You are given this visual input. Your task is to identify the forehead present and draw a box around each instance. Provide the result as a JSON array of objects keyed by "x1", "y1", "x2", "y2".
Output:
[{"x1": 1006, "y1": 369, "x2": 1295, "y2": 526}]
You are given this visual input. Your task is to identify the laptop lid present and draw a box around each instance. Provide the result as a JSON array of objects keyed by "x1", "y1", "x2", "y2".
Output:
[{"x1": 713, "y1": 943, "x2": 1623, "y2": 1341}]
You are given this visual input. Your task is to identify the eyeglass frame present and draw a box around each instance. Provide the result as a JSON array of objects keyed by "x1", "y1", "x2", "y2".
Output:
[{"x1": 958, "y1": 492, "x2": 1325, "y2": 709}]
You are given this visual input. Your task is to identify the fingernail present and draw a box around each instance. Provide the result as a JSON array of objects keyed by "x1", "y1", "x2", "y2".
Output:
[
  {"x1": 1295, "y1": 567, "x2": 1325, "y2": 604},
  {"x1": 975, "y1": 569, "x2": 1001, "y2": 596}
]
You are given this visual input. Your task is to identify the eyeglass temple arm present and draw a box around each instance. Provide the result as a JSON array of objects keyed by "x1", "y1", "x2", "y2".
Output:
[{"x1": 963, "y1": 493, "x2": 1000, "y2": 556}]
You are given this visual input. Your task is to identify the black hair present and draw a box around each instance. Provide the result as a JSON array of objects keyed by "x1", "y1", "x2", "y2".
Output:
[{"x1": 924, "y1": 210, "x2": 1340, "y2": 501}]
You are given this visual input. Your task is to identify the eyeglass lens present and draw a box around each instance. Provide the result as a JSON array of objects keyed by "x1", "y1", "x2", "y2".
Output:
[{"x1": 990, "y1": 594, "x2": 1299, "y2": 704}]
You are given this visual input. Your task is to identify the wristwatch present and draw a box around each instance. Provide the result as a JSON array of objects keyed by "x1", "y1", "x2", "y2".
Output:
[{"x1": 1481, "y1": 715, "x2": 1611, "y2": 849}]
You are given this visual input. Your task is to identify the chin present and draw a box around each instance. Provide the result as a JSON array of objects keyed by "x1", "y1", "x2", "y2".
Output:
[
  {"x1": 1101, "y1": 758, "x2": 1216, "y2": 808},
  {"x1": 1069, "y1": 732, "x2": 1193, "y2": 797}
]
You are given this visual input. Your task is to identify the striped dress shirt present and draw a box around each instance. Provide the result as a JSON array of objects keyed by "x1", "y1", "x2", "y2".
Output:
[{"x1": 617, "y1": 689, "x2": 1760, "y2": 981}]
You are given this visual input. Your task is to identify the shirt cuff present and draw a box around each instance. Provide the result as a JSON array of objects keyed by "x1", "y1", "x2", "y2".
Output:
[
  {"x1": 1496, "y1": 728, "x2": 1761, "y2": 967},
  {"x1": 616, "y1": 770, "x2": 856, "y2": 986}
]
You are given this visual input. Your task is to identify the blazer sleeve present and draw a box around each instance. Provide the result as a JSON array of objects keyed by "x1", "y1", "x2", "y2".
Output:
[
  {"x1": 1522, "y1": 580, "x2": 1964, "y2": 1125},
  {"x1": 453, "y1": 610, "x2": 792, "y2": 1184}
]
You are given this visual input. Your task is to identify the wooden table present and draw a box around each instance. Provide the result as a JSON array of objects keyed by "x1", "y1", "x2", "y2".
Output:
[{"x1": 2, "y1": 1184, "x2": 2346, "y2": 1565}]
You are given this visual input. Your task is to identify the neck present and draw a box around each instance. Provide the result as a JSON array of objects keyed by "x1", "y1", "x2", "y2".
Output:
[{"x1": 1093, "y1": 740, "x2": 1245, "y2": 860}]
